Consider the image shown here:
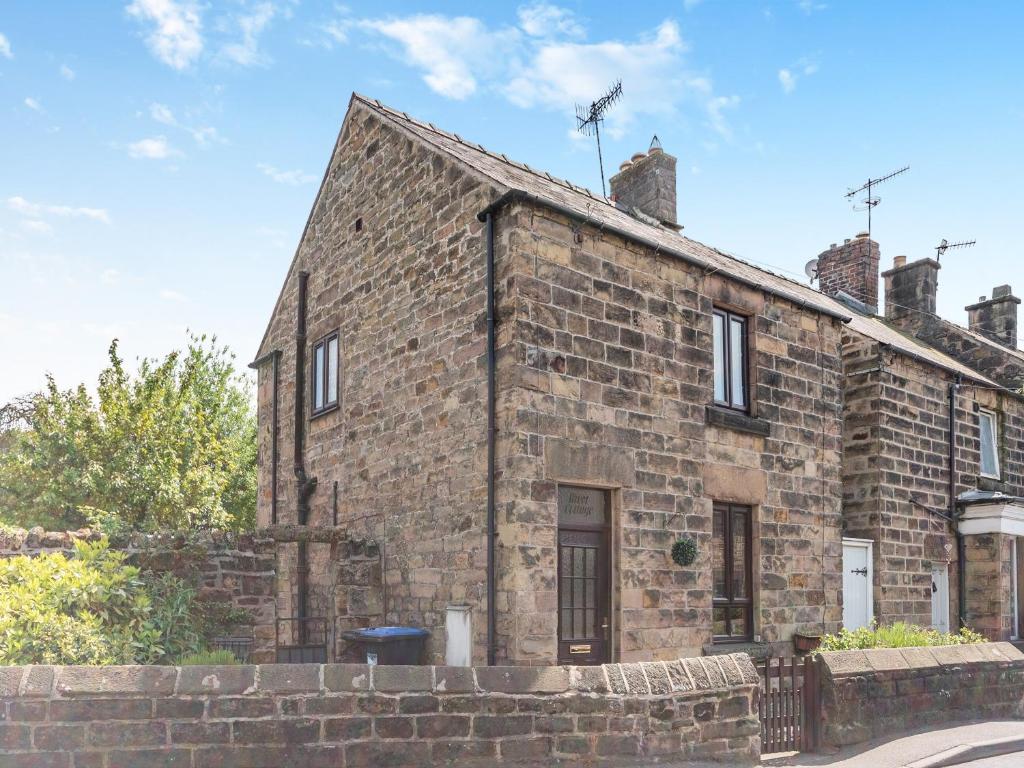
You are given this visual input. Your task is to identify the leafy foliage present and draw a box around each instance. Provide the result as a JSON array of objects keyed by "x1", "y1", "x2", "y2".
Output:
[
  {"x1": 671, "y1": 537, "x2": 699, "y2": 567},
  {"x1": 0, "y1": 334, "x2": 256, "y2": 533},
  {"x1": 0, "y1": 539, "x2": 229, "y2": 665},
  {"x1": 177, "y1": 649, "x2": 241, "y2": 666},
  {"x1": 818, "y1": 621, "x2": 987, "y2": 651}
]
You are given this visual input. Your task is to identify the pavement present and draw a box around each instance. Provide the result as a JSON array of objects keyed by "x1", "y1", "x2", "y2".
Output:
[{"x1": 761, "y1": 720, "x2": 1024, "y2": 768}]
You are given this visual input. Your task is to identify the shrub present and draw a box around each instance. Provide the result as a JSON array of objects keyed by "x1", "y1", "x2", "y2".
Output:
[
  {"x1": 177, "y1": 649, "x2": 240, "y2": 666},
  {"x1": 0, "y1": 538, "x2": 229, "y2": 665},
  {"x1": 818, "y1": 621, "x2": 987, "y2": 652}
]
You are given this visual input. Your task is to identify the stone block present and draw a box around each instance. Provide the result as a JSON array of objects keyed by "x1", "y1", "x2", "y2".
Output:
[
  {"x1": 323, "y1": 716, "x2": 372, "y2": 741},
  {"x1": 56, "y1": 666, "x2": 175, "y2": 697},
  {"x1": 374, "y1": 715, "x2": 414, "y2": 739},
  {"x1": 177, "y1": 665, "x2": 256, "y2": 695},
  {"x1": 106, "y1": 750, "x2": 192, "y2": 768},
  {"x1": 372, "y1": 665, "x2": 432, "y2": 693},
  {"x1": 323, "y1": 664, "x2": 371, "y2": 692},
  {"x1": 570, "y1": 664, "x2": 609, "y2": 693},
  {"x1": 865, "y1": 648, "x2": 909, "y2": 673},
  {"x1": 257, "y1": 664, "x2": 321, "y2": 693},
  {"x1": 475, "y1": 665, "x2": 569, "y2": 694},
  {"x1": 432, "y1": 666, "x2": 475, "y2": 693},
  {"x1": 473, "y1": 714, "x2": 534, "y2": 738},
  {"x1": 415, "y1": 714, "x2": 471, "y2": 738},
  {"x1": 87, "y1": 721, "x2": 166, "y2": 748},
  {"x1": 640, "y1": 662, "x2": 671, "y2": 694},
  {"x1": 50, "y1": 698, "x2": 152, "y2": 722},
  {"x1": 605, "y1": 664, "x2": 628, "y2": 694}
]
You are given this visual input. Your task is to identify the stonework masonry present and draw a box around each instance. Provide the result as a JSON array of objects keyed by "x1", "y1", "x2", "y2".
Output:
[
  {"x1": 818, "y1": 643, "x2": 1024, "y2": 748},
  {"x1": 0, "y1": 653, "x2": 761, "y2": 767},
  {"x1": 816, "y1": 233, "x2": 880, "y2": 311},
  {"x1": 0, "y1": 528, "x2": 279, "y2": 662}
]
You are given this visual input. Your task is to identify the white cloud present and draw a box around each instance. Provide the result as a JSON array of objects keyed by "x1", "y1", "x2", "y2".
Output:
[
  {"x1": 7, "y1": 196, "x2": 111, "y2": 224},
  {"x1": 359, "y1": 15, "x2": 519, "y2": 100},
  {"x1": 126, "y1": 0, "x2": 203, "y2": 70},
  {"x1": 150, "y1": 102, "x2": 176, "y2": 125},
  {"x1": 159, "y1": 288, "x2": 189, "y2": 302},
  {"x1": 778, "y1": 57, "x2": 819, "y2": 93},
  {"x1": 518, "y1": 4, "x2": 584, "y2": 38},
  {"x1": 0, "y1": 33, "x2": 12, "y2": 59},
  {"x1": 798, "y1": 0, "x2": 827, "y2": 12},
  {"x1": 60, "y1": 64, "x2": 76, "y2": 81},
  {"x1": 148, "y1": 102, "x2": 221, "y2": 146},
  {"x1": 100, "y1": 268, "x2": 121, "y2": 285},
  {"x1": 127, "y1": 135, "x2": 182, "y2": 159},
  {"x1": 257, "y1": 162, "x2": 317, "y2": 186},
  {"x1": 706, "y1": 94, "x2": 740, "y2": 139},
  {"x1": 21, "y1": 220, "x2": 53, "y2": 235},
  {"x1": 219, "y1": 2, "x2": 277, "y2": 67},
  {"x1": 683, "y1": 0, "x2": 704, "y2": 9},
  {"x1": 778, "y1": 68, "x2": 796, "y2": 93},
  {"x1": 24, "y1": 97, "x2": 43, "y2": 112}
]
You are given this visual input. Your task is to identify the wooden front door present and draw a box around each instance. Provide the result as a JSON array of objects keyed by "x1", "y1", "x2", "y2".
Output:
[{"x1": 557, "y1": 486, "x2": 611, "y2": 665}]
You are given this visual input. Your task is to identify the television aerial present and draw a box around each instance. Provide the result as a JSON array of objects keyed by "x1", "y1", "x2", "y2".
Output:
[{"x1": 576, "y1": 80, "x2": 623, "y2": 198}]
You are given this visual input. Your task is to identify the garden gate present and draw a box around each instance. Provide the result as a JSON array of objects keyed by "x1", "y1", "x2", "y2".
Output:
[{"x1": 759, "y1": 656, "x2": 822, "y2": 754}]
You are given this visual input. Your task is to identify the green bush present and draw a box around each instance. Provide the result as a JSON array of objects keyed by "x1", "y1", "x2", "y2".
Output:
[
  {"x1": 819, "y1": 621, "x2": 987, "y2": 651},
  {"x1": 0, "y1": 538, "x2": 223, "y2": 665},
  {"x1": 176, "y1": 649, "x2": 240, "y2": 666}
]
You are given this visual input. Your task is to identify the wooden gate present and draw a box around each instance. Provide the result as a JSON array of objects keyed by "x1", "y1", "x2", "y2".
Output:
[{"x1": 759, "y1": 656, "x2": 821, "y2": 754}]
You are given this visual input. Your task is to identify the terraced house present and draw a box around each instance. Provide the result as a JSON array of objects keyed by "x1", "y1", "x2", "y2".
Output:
[{"x1": 252, "y1": 94, "x2": 1023, "y2": 668}]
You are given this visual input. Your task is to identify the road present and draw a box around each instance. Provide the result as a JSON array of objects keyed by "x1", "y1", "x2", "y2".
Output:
[{"x1": 954, "y1": 754, "x2": 1024, "y2": 767}]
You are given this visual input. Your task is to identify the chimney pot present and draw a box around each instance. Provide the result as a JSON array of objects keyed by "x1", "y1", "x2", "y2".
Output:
[
  {"x1": 894, "y1": 255, "x2": 907, "y2": 268},
  {"x1": 856, "y1": 231, "x2": 870, "y2": 239},
  {"x1": 609, "y1": 141, "x2": 679, "y2": 228},
  {"x1": 618, "y1": 161, "x2": 632, "y2": 171},
  {"x1": 993, "y1": 284, "x2": 1012, "y2": 299}
]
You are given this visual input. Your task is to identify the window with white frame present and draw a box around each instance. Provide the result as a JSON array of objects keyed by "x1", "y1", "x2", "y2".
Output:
[
  {"x1": 712, "y1": 309, "x2": 748, "y2": 411},
  {"x1": 978, "y1": 408, "x2": 1000, "y2": 478}
]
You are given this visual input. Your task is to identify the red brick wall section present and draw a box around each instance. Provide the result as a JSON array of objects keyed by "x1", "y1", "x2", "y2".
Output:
[
  {"x1": 818, "y1": 643, "x2": 1024, "y2": 748},
  {"x1": 0, "y1": 528, "x2": 278, "y2": 663},
  {"x1": 0, "y1": 653, "x2": 760, "y2": 767}
]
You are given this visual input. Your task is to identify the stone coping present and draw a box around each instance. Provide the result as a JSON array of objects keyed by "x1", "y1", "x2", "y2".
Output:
[
  {"x1": 819, "y1": 641, "x2": 1024, "y2": 677},
  {"x1": 0, "y1": 653, "x2": 758, "y2": 699}
]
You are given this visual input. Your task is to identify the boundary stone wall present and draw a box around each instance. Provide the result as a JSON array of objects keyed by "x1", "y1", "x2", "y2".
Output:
[
  {"x1": 0, "y1": 528, "x2": 277, "y2": 663},
  {"x1": 818, "y1": 642, "x2": 1024, "y2": 748},
  {"x1": 0, "y1": 653, "x2": 760, "y2": 767}
]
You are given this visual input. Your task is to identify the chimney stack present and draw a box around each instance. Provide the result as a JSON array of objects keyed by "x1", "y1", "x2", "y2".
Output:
[
  {"x1": 965, "y1": 285, "x2": 1020, "y2": 349},
  {"x1": 882, "y1": 255, "x2": 940, "y2": 319},
  {"x1": 609, "y1": 135, "x2": 679, "y2": 229},
  {"x1": 815, "y1": 231, "x2": 880, "y2": 312}
]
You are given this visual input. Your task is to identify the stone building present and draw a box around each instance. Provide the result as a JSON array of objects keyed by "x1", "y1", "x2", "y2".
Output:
[
  {"x1": 814, "y1": 235, "x2": 1024, "y2": 640},
  {"x1": 252, "y1": 94, "x2": 864, "y2": 666}
]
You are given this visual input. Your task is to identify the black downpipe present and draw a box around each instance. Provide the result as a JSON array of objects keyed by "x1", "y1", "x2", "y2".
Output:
[
  {"x1": 271, "y1": 351, "x2": 280, "y2": 525},
  {"x1": 949, "y1": 376, "x2": 967, "y2": 629},
  {"x1": 294, "y1": 271, "x2": 317, "y2": 644},
  {"x1": 485, "y1": 212, "x2": 497, "y2": 667}
]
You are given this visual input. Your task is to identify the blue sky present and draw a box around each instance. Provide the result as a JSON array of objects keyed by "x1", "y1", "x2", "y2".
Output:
[{"x1": 2, "y1": 1, "x2": 1022, "y2": 400}]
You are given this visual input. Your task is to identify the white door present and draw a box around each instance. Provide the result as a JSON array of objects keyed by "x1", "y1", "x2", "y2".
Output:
[
  {"x1": 842, "y1": 539, "x2": 873, "y2": 630},
  {"x1": 931, "y1": 565, "x2": 950, "y2": 634}
]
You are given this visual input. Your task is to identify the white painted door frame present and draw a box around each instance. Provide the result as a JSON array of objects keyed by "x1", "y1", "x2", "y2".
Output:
[
  {"x1": 1012, "y1": 539, "x2": 1020, "y2": 641},
  {"x1": 842, "y1": 538, "x2": 874, "y2": 630},
  {"x1": 931, "y1": 564, "x2": 950, "y2": 634}
]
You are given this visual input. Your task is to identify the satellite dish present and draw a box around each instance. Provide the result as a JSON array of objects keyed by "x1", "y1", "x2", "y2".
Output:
[{"x1": 804, "y1": 258, "x2": 819, "y2": 281}]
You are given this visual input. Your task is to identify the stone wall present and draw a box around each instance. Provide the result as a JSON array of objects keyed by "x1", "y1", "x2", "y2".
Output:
[
  {"x1": 254, "y1": 99, "x2": 500, "y2": 664},
  {"x1": 818, "y1": 643, "x2": 1024, "y2": 748},
  {"x1": 0, "y1": 653, "x2": 760, "y2": 767},
  {"x1": 493, "y1": 200, "x2": 845, "y2": 663},
  {"x1": 0, "y1": 528, "x2": 278, "y2": 663}
]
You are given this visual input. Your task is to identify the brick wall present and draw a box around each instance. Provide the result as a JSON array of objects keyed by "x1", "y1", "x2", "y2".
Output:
[
  {"x1": 493, "y1": 201, "x2": 845, "y2": 663},
  {"x1": 0, "y1": 528, "x2": 278, "y2": 663},
  {"x1": 818, "y1": 643, "x2": 1024, "y2": 748},
  {"x1": 254, "y1": 100, "x2": 499, "y2": 664},
  {"x1": 0, "y1": 653, "x2": 760, "y2": 767},
  {"x1": 839, "y1": 330, "x2": 1024, "y2": 633}
]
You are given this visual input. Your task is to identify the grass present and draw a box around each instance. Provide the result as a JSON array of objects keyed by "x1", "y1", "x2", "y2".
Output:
[
  {"x1": 818, "y1": 621, "x2": 987, "y2": 651},
  {"x1": 176, "y1": 649, "x2": 241, "y2": 666}
]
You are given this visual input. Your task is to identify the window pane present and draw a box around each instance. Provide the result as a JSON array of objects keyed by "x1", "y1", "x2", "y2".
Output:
[
  {"x1": 712, "y1": 506, "x2": 726, "y2": 598},
  {"x1": 728, "y1": 606, "x2": 747, "y2": 638},
  {"x1": 980, "y1": 411, "x2": 999, "y2": 476},
  {"x1": 730, "y1": 317, "x2": 745, "y2": 408},
  {"x1": 713, "y1": 313, "x2": 726, "y2": 402},
  {"x1": 313, "y1": 344, "x2": 324, "y2": 410},
  {"x1": 327, "y1": 337, "x2": 339, "y2": 405},
  {"x1": 732, "y1": 508, "x2": 748, "y2": 599},
  {"x1": 713, "y1": 606, "x2": 727, "y2": 636}
]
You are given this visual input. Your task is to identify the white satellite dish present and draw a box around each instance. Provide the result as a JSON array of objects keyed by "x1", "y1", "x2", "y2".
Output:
[{"x1": 804, "y1": 258, "x2": 819, "y2": 281}]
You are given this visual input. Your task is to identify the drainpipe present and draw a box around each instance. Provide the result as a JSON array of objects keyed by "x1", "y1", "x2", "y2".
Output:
[
  {"x1": 484, "y1": 212, "x2": 497, "y2": 667},
  {"x1": 949, "y1": 375, "x2": 967, "y2": 629}
]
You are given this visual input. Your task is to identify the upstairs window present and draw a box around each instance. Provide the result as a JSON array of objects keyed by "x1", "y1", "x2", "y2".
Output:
[
  {"x1": 312, "y1": 331, "x2": 339, "y2": 415},
  {"x1": 713, "y1": 309, "x2": 748, "y2": 411},
  {"x1": 712, "y1": 502, "x2": 753, "y2": 642},
  {"x1": 979, "y1": 409, "x2": 1000, "y2": 478}
]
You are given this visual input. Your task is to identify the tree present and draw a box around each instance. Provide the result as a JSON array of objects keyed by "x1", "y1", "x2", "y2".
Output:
[{"x1": 0, "y1": 334, "x2": 256, "y2": 533}]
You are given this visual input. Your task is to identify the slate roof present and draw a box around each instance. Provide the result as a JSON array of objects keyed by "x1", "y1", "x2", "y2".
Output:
[{"x1": 354, "y1": 94, "x2": 1013, "y2": 390}]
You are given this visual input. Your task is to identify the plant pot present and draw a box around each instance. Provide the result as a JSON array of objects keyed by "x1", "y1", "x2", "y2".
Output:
[{"x1": 793, "y1": 633, "x2": 822, "y2": 653}]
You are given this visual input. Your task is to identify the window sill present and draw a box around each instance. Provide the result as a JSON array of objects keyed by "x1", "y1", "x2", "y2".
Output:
[
  {"x1": 310, "y1": 403, "x2": 340, "y2": 421},
  {"x1": 977, "y1": 475, "x2": 1008, "y2": 493},
  {"x1": 705, "y1": 405, "x2": 770, "y2": 437},
  {"x1": 704, "y1": 640, "x2": 766, "y2": 658}
]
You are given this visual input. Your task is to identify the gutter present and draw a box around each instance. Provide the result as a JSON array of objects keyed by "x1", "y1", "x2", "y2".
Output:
[
  {"x1": 476, "y1": 189, "x2": 852, "y2": 323},
  {"x1": 484, "y1": 211, "x2": 497, "y2": 667}
]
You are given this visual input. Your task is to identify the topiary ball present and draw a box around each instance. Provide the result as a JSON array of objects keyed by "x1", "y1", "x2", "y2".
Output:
[{"x1": 671, "y1": 537, "x2": 698, "y2": 567}]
